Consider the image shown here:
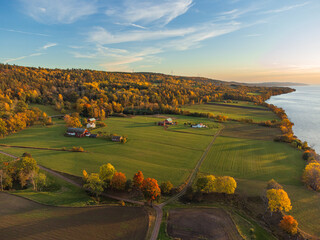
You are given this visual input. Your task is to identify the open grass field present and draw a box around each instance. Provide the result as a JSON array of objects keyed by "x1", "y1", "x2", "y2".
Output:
[
  {"x1": 181, "y1": 102, "x2": 278, "y2": 122},
  {"x1": 213, "y1": 100, "x2": 266, "y2": 109},
  {"x1": 0, "y1": 115, "x2": 220, "y2": 186},
  {"x1": 221, "y1": 122, "x2": 281, "y2": 141},
  {"x1": 201, "y1": 136, "x2": 304, "y2": 185},
  {"x1": 0, "y1": 192, "x2": 149, "y2": 240},
  {"x1": 199, "y1": 121, "x2": 320, "y2": 237}
]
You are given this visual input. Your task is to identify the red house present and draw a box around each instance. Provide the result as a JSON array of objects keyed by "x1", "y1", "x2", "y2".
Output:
[{"x1": 66, "y1": 128, "x2": 89, "y2": 138}]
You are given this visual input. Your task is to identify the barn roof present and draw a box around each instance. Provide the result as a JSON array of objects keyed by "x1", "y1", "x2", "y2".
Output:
[{"x1": 67, "y1": 128, "x2": 87, "y2": 134}]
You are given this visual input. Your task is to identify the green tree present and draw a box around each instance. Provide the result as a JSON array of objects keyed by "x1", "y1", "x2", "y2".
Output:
[
  {"x1": 160, "y1": 181, "x2": 173, "y2": 194},
  {"x1": 99, "y1": 163, "x2": 116, "y2": 187},
  {"x1": 84, "y1": 173, "x2": 104, "y2": 200}
]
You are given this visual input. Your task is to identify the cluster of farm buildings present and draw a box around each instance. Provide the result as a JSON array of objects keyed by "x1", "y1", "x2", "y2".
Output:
[{"x1": 65, "y1": 118, "x2": 123, "y2": 142}]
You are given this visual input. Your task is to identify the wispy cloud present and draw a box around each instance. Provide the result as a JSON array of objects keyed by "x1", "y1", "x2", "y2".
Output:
[
  {"x1": 263, "y1": 2, "x2": 309, "y2": 14},
  {"x1": 88, "y1": 26, "x2": 195, "y2": 45},
  {"x1": 20, "y1": 0, "x2": 97, "y2": 24},
  {"x1": 167, "y1": 22, "x2": 242, "y2": 50},
  {"x1": 4, "y1": 53, "x2": 43, "y2": 63},
  {"x1": 0, "y1": 27, "x2": 49, "y2": 37},
  {"x1": 106, "y1": 0, "x2": 193, "y2": 26},
  {"x1": 41, "y1": 43, "x2": 57, "y2": 50}
]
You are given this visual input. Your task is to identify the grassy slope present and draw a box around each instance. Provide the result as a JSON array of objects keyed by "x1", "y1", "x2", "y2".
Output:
[
  {"x1": 181, "y1": 102, "x2": 277, "y2": 122},
  {"x1": 0, "y1": 192, "x2": 149, "y2": 240},
  {"x1": 29, "y1": 104, "x2": 61, "y2": 116},
  {"x1": 0, "y1": 115, "x2": 220, "y2": 186}
]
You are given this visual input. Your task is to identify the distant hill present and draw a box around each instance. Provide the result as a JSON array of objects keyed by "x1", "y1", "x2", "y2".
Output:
[{"x1": 243, "y1": 82, "x2": 308, "y2": 87}]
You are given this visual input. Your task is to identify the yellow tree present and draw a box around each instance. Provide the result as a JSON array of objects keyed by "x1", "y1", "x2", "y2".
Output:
[
  {"x1": 267, "y1": 189, "x2": 292, "y2": 214},
  {"x1": 302, "y1": 162, "x2": 320, "y2": 191},
  {"x1": 215, "y1": 176, "x2": 237, "y2": 194}
]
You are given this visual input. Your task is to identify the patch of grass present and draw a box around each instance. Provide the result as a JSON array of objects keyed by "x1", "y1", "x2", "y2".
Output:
[
  {"x1": 29, "y1": 104, "x2": 61, "y2": 116},
  {"x1": 0, "y1": 153, "x2": 13, "y2": 163},
  {"x1": 0, "y1": 115, "x2": 219, "y2": 186},
  {"x1": 181, "y1": 103, "x2": 277, "y2": 122},
  {"x1": 12, "y1": 170, "x2": 91, "y2": 206}
]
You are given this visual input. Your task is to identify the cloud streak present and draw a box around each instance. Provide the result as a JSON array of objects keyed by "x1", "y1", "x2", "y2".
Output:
[
  {"x1": 0, "y1": 27, "x2": 49, "y2": 37},
  {"x1": 4, "y1": 53, "x2": 43, "y2": 63},
  {"x1": 106, "y1": 0, "x2": 193, "y2": 26},
  {"x1": 41, "y1": 43, "x2": 57, "y2": 50},
  {"x1": 88, "y1": 26, "x2": 195, "y2": 45},
  {"x1": 263, "y1": 2, "x2": 309, "y2": 14},
  {"x1": 20, "y1": 0, "x2": 97, "y2": 24}
]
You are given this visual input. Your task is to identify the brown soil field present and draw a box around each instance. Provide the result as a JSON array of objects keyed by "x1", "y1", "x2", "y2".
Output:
[
  {"x1": 0, "y1": 193, "x2": 149, "y2": 240},
  {"x1": 167, "y1": 208, "x2": 242, "y2": 240},
  {"x1": 221, "y1": 122, "x2": 281, "y2": 141}
]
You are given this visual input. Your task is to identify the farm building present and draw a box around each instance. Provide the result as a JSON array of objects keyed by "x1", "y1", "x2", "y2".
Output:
[
  {"x1": 66, "y1": 128, "x2": 90, "y2": 137},
  {"x1": 192, "y1": 123, "x2": 207, "y2": 128},
  {"x1": 112, "y1": 136, "x2": 123, "y2": 142},
  {"x1": 158, "y1": 118, "x2": 174, "y2": 126},
  {"x1": 86, "y1": 118, "x2": 96, "y2": 128}
]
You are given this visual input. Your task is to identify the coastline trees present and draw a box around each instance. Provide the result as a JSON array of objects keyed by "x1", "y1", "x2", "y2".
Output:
[{"x1": 302, "y1": 162, "x2": 320, "y2": 191}]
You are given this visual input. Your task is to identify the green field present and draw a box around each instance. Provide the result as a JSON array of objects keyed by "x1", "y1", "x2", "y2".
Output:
[
  {"x1": 199, "y1": 123, "x2": 320, "y2": 237},
  {"x1": 0, "y1": 192, "x2": 149, "y2": 240},
  {"x1": 29, "y1": 104, "x2": 61, "y2": 116},
  {"x1": 0, "y1": 153, "x2": 13, "y2": 163},
  {"x1": 181, "y1": 103, "x2": 278, "y2": 122},
  {"x1": 201, "y1": 136, "x2": 303, "y2": 185},
  {"x1": 0, "y1": 115, "x2": 220, "y2": 186}
]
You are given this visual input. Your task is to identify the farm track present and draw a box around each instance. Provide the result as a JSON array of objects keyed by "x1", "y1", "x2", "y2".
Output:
[
  {"x1": 150, "y1": 126, "x2": 224, "y2": 240},
  {"x1": 0, "y1": 127, "x2": 223, "y2": 240}
]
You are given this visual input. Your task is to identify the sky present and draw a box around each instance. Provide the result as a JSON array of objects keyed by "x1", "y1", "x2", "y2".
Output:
[{"x1": 1, "y1": 0, "x2": 320, "y2": 84}]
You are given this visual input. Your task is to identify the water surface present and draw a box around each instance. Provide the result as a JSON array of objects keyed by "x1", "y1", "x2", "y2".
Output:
[{"x1": 267, "y1": 86, "x2": 320, "y2": 153}]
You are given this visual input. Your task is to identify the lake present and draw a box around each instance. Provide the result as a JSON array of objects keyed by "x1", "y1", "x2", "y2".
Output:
[{"x1": 267, "y1": 85, "x2": 320, "y2": 153}]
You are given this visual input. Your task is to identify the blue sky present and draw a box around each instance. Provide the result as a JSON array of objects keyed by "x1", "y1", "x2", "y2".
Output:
[{"x1": 1, "y1": 0, "x2": 320, "y2": 83}]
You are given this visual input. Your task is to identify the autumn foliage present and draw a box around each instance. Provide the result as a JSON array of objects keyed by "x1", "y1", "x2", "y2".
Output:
[
  {"x1": 267, "y1": 189, "x2": 292, "y2": 213},
  {"x1": 141, "y1": 178, "x2": 161, "y2": 202},
  {"x1": 302, "y1": 162, "x2": 320, "y2": 191},
  {"x1": 111, "y1": 172, "x2": 127, "y2": 191},
  {"x1": 279, "y1": 215, "x2": 298, "y2": 235},
  {"x1": 196, "y1": 175, "x2": 237, "y2": 194},
  {"x1": 133, "y1": 171, "x2": 144, "y2": 189}
]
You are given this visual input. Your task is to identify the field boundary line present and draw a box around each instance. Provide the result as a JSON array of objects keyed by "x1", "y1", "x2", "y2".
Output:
[{"x1": 0, "y1": 144, "x2": 87, "y2": 153}]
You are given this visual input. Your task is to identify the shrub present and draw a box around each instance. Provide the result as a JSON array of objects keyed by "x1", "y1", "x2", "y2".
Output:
[
  {"x1": 160, "y1": 181, "x2": 173, "y2": 195},
  {"x1": 279, "y1": 215, "x2": 298, "y2": 235},
  {"x1": 71, "y1": 146, "x2": 84, "y2": 152}
]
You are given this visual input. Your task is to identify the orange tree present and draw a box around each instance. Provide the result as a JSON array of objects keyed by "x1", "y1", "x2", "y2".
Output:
[
  {"x1": 141, "y1": 178, "x2": 161, "y2": 203},
  {"x1": 111, "y1": 172, "x2": 127, "y2": 191},
  {"x1": 279, "y1": 215, "x2": 298, "y2": 235},
  {"x1": 133, "y1": 171, "x2": 144, "y2": 189}
]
